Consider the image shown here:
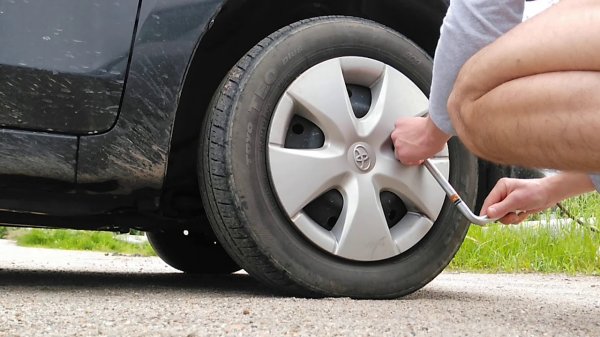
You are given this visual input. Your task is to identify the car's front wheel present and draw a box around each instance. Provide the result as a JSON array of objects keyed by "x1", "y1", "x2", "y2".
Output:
[{"x1": 199, "y1": 16, "x2": 478, "y2": 298}]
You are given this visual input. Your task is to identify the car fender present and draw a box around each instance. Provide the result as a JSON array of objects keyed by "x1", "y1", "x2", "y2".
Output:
[{"x1": 77, "y1": 0, "x2": 227, "y2": 194}]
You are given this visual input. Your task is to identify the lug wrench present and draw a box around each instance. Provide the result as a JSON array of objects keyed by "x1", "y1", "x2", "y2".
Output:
[{"x1": 423, "y1": 159, "x2": 499, "y2": 226}]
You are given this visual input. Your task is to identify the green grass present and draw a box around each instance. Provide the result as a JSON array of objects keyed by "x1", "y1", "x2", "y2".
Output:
[
  {"x1": 449, "y1": 193, "x2": 600, "y2": 275},
  {"x1": 15, "y1": 229, "x2": 156, "y2": 257}
]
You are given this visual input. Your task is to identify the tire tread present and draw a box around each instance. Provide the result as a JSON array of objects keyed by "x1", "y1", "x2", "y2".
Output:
[{"x1": 198, "y1": 19, "x2": 345, "y2": 297}]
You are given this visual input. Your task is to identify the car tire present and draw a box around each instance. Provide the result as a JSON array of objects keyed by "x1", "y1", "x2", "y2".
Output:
[
  {"x1": 199, "y1": 16, "x2": 478, "y2": 298},
  {"x1": 147, "y1": 229, "x2": 240, "y2": 274}
]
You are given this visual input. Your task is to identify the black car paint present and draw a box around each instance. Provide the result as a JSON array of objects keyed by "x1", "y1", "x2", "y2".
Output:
[
  {"x1": 0, "y1": 130, "x2": 76, "y2": 181},
  {"x1": 77, "y1": 0, "x2": 224, "y2": 193},
  {"x1": 0, "y1": 0, "x2": 139, "y2": 134}
]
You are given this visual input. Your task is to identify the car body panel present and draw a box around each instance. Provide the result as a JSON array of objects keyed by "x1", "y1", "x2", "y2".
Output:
[
  {"x1": 0, "y1": 0, "x2": 140, "y2": 134},
  {"x1": 0, "y1": 130, "x2": 76, "y2": 182},
  {"x1": 77, "y1": 0, "x2": 224, "y2": 193}
]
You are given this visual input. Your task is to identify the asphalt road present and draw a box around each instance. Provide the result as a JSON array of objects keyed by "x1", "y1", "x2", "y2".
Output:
[{"x1": 0, "y1": 239, "x2": 599, "y2": 337}]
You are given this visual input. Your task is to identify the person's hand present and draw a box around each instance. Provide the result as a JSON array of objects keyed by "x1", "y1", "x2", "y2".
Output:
[
  {"x1": 391, "y1": 116, "x2": 450, "y2": 165},
  {"x1": 480, "y1": 178, "x2": 553, "y2": 224},
  {"x1": 481, "y1": 173, "x2": 595, "y2": 225}
]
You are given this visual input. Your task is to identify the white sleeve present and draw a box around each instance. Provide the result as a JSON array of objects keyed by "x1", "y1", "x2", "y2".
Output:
[{"x1": 429, "y1": 0, "x2": 525, "y2": 135}]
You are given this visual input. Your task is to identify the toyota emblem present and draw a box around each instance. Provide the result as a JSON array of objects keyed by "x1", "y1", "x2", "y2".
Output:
[{"x1": 353, "y1": 145, "x2": 371, "y2": 171}]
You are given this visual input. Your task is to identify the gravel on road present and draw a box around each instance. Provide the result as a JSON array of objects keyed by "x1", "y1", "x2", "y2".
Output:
[{"x1": 0, "y1": 239, "x2": 598, "y2": 337}]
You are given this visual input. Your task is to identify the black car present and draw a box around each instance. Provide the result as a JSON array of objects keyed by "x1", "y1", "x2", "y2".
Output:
[{"x1": 0, "y1": 0, "x2": 532, "y2": 298}]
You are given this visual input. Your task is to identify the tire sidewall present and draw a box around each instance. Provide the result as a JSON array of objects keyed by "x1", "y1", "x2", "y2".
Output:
[{"x1": 221, "y1": 17, "x2": 476, "y2": 297}]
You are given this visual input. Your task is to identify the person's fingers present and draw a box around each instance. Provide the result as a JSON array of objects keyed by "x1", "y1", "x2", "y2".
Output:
[
  {"x1": 498, "y1": 211, "x2": 530, "y2": 225},
  {"x1": 391, "y1": 116, "x2": 446, "y2": 165},
  {"x1": 527, "y1": 207, "x2": 546, "y2": 214},
  {"x1": 391, "y1": 132, "x2": 422, "y2": 165},
  {"x1": 515, "y1": 211, "x2": 530, "y2": 224},
  {"x1": 391, "y1": 134, "x2": 401, "y2": 160},
  {"x1": 498, "y1": 213, "x2": 516, "y2": 225},
  {"x1": 394, "y1": 117, "x2": 402, "y2": 127},
  {"x1": 483, "y1": 181, "x2": 529, "y2": 219},
  {"x1": 486, "y1": 195, "x2": 523, "y2": 220},
  {"x1": 480, "y1": 179, "x2": 510, "y2": 216},
  {"x1": 395, "y1": 159, "x2": 422, "y2": 166},
  {"x1": 391, "y1": 132, "x2": 409, "y2": 161}
]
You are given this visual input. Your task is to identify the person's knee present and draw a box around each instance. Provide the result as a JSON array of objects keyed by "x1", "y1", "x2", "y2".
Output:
[
  {"x1": 447, "y1": 89, "x2": 490, "y2": 159},
  {"x1": 448, "y1": 89, "x2": 475, "y2": 144}
]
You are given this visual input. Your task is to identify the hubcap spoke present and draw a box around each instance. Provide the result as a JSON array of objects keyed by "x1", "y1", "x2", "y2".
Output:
[
  {"x1": 269, "y1": 145, "x2": 347, "y2": 217},
  {"x1": 292, "y1": 213, "x2": 338, "y2": 253},
  {"x1": 374, "y1": 155, "x2": 448, "y2": 220},
  {"x1": 333, "y1": 176, "x2": 399, "y2": 261},
  {"x1": 286, "y1": 59, "x2": 357, "y2": 145},
  {"x1": 361, "y1": 65, "x2": 429, "y2": 145},
  {"x1": 391, "y1": 213, "x2": 434, "y2": 253}
]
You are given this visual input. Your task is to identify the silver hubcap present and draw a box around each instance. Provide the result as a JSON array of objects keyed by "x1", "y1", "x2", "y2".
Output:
[{"x1": 267, "y1": 56, "x2": 448, "y2": 262}]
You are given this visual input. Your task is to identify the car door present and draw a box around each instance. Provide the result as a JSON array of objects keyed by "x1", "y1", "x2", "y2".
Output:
[
  {"x1": 0, "y1": 0, "x2": 140, "y2": 134},
  {"x1": 0, "y1": 0, "x2": 140, "y2": 182}
]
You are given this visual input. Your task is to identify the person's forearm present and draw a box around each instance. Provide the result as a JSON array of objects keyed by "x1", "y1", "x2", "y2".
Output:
[
  {"x1": 425, "y1": 116, "x2": 451, "y2": 144},
  {"x1": 429, "y1": 0, "x2": 525, "y2": 135},
  {"x1": 544, "y1": 172, "x2": 595, "y2": 203}
]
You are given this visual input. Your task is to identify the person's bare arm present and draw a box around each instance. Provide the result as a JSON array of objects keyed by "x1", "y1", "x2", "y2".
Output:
[{"x1": 480, "y1": 172, "x2": 595, "y2": 225}]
